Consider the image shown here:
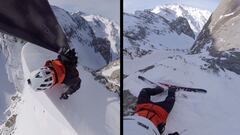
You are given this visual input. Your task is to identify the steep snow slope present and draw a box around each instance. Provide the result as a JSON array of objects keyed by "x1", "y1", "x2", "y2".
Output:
[
  {"x1": 14, "y1": 44, "x2": 119, "y2": 135},
  {"x1": 124, "y1": 49, "x2": 240, "y2": 135},
  {"x1": 151, "y1": 4, "x2": 211, "y2": 33}
]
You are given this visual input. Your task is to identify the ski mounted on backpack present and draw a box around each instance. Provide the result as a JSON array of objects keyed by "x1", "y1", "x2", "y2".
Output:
[{"x1": 138, "y1": 76, "x2": 207, "y2": 93}]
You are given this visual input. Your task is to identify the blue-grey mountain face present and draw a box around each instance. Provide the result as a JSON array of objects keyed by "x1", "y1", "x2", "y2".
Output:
[{"x1": 191, "y1": 0, "x2": 240, "y2": 74}]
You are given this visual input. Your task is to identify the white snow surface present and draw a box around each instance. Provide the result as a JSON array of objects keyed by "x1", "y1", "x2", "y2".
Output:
[
  {"x1": 124, "y1": 49, "x2": 240, "y2": 135},
  {"x1": 151, "y1": 4, "x2": 211, "y2": 33},
  {"x1": 13, "y1": 44, "x2": 120, "y2": 135}
]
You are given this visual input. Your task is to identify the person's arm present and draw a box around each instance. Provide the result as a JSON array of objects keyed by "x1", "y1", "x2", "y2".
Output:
[
  {"x1": 137, "y1": 86, "x2": 164, "y2": 104},
  {"x1": 60, "y1": 67, "x2": 81, "y2": 100},
  {"x1": 65, "y1": 77, "x2": 81, "y2": 95}
]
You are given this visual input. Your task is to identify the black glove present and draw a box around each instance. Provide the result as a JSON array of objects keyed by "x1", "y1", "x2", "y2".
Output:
[
  {"x1": 58, "y1": 48, "x2": 78, "y2": 66},
  {"x1": 168, "y1": 86, "x2": 177, "y2": 93},
  {"x1": 155, "y1": 86, "x2": 164, "y2": 93},
  {"x1": 168, "y1": 132, "x2": 180, "y2": 135},
  {"x1": 60, "y1": 92, "x2": 69, "y2": 100}
]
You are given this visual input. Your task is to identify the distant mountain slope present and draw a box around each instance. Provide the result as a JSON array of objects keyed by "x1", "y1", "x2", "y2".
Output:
[
  {"x1": 52, "y1": 6, "x2": 120, "y2": 69},
  {"x1": 150, "y1": 4, "x2": 211, "y2": 33},
  {"x1": 124, "y1": 5, "x2": 210, "y2": 58}
]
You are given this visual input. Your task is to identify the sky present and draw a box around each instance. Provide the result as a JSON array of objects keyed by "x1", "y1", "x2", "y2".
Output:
[
  {"x1": 124, "y1": 0, "x2": 221, "y2": 13},
  {"x1": 48, "y1": 0, "x2": 120, "y2": 23}
]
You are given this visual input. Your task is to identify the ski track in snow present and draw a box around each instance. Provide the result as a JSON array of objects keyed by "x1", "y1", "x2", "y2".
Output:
[
  {"x1": 13, "y1": 44, "x2": 120, "y2": 135},
  {"x1": 124, "y1": 49, "x2": 240, "y2": 135}
]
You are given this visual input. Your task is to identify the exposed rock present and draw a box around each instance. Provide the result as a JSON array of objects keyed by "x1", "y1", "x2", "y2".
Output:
[
  {"x1": 5, "y1": 115, "x2": 17, "y2": 128},
  {"x1": 191, "y1": 0, "x2": 240, "y2": 75},
  {"x1": 123, "y1": 90, "x2": 137, "y2": 116},
  {"x1": 92, "y1": 37, "x2": 112, "y2": 64},
  {"x1": 170, "y1": 17, "x2": 195, "y2": 39},
  {"x1": 92, "y1": 59, "x2": 120, "y2": 94}
]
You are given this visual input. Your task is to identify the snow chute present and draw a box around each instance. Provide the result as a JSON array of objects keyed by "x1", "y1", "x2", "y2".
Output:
[{"x1": 0, "y1": 0, "x2": 70, "y2": 53}]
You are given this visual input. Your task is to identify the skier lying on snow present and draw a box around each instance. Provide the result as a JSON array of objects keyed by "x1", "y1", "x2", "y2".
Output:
[
  {"x1": 28, "y1": 49, "x2": 81, "y2": 100},
  {"x1": 124, "y1": 86, "x2": 179, "y2": 135}
]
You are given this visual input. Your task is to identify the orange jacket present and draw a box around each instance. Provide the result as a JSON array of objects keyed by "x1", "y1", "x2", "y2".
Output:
[
  {"x1": 45, "y1": 59, "x2": 66, "y2": 85},
  {"x1": 136, "y1": 103, "x2": 169, "y2": 127}
]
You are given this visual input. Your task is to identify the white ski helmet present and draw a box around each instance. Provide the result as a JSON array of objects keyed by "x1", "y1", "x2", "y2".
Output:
[
  {"x1": 27, "y1": 67, "x2": 55, "y2": 91},
  {"x1": 124, "y1": 115, "x2": 161, "y2": 135}
]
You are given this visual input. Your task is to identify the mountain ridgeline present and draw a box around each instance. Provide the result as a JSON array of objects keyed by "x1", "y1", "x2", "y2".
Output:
[{"x1": 124, "y1": 4, "x2": 210, "y2": 58}]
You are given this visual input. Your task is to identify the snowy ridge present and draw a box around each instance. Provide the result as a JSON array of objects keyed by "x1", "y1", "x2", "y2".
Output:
[{"x1": 150, "y1": 4, "x2": 211, "y2": 33}]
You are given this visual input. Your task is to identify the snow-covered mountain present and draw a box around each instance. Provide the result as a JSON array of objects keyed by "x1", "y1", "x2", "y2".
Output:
[
  {"x1": 151, "y1": 4, "x2": 211, "y2": 33},
  {"x1": 0, "y1": 6, "x2": 120, "y2": 135},
  {"x1": 52, "y1": 6, "x2": 120, "y2": 69},
  {"x1": 124, "y1": 4, "x2": 210, "y2": 58},
  {"x1": 191, "y1": 0, "x2": 240, "y2": 75},
  {"x1": 124, "y1": 3, "x2": 240, "y2": 135}
]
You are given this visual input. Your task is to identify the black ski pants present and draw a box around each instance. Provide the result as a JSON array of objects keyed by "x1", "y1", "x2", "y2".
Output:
[{"x1": 137, "y1": 87, "x2": 175, "y2": 113}]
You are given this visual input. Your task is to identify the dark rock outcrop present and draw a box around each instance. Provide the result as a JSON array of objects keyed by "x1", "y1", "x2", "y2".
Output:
[{"x1": 170, "y1": 17, "x2": 195, "y2": 39}]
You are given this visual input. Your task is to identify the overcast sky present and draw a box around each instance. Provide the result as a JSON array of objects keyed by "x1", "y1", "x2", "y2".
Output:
[
  {"x1": 48, "y1": 0, "x2": 120, "y2": 23},
  {"x1": 124, "y1": 0, "x2": 221, "y2": 13}
]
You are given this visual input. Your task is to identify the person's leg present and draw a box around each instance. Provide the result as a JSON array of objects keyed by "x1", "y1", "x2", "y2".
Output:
[
  {"x1": 137, "y1": 88, "x2": 152, "y2": 104},
  {"x1": 155, "y1": 89, "x2": 176, "y2": 113}
]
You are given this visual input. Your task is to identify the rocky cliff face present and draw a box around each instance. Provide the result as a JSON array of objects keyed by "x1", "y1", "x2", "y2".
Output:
[
  {"x1": 170, "y1": 16, "x2": 195, "y2": 39},
  {"x1": 191, "y1": 0, "x2": 240, "y2": 74}
]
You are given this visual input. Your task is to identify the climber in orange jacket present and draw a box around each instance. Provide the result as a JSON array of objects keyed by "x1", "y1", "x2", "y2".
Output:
[
  {"x1": 28, "y1": 48, "x2": 81, "y2": 100},
  {"x1": 135, "y1": 86, "x2": 177, "y2": 134},
  {"x1": 44, "y1": 49, "x2": 81, "y2": 100}
]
